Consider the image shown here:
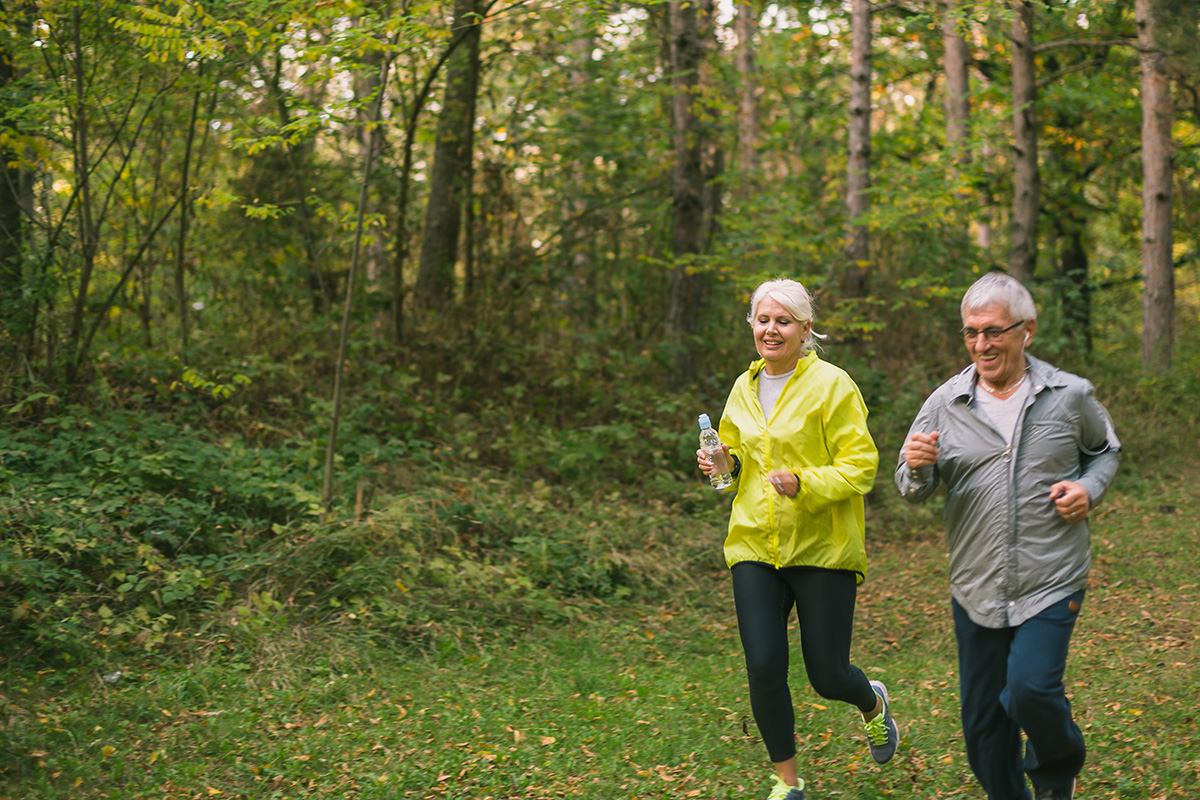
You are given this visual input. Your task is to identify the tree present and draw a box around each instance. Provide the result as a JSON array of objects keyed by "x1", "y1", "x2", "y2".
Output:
[
  {"x1": 942, "y1": 1, "x2": 970, "y2": 162},
  {"x1": 664, "y1": 0, "x2": 716, "y2": 385},
  {"x1": 385, "y1": 9, "x2": 456, "y2": 343},
  {"x1": 942, "y1": 0, "x2": 972, "y2": 229},
  {"x1": 0, "y1": 3, "x2": 23, "y2": 306},
  {"x1": 171, "y1": 78, "x2": 205, "y2": 361},
  {"x1": 843, "y1": 0, "x2": 871, "y2": 298},
  {"x1": 1009, "y1": 0, "x2": 1039, "y2": 284},
  {"x1": 324, "y1": 52, "x2": 393, "y2": 509},
  {"x1": 561, "y1": 26, "x2": 596, "y2": 298},
  {"x1": 415, "y1": 0, "x2": 484, "y2": 315},
  {"x1": 1136, "y1": 0, "x2": 1174, "y2": 368},
  {"x1": 734, "y1": 0, "x2": 759, "y2": 186}
]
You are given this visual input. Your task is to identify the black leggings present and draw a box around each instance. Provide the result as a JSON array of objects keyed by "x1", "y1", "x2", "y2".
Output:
[{"x1": 731, "y1": 561, "x2": 878, "y2": 764}]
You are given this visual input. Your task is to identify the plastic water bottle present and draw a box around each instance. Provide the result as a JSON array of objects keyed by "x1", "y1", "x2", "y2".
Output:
[{"x1": 698, "y1": 414, "x2": 734, "y2": 490}]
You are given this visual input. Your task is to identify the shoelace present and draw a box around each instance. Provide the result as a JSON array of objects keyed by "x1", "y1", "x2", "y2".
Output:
[{"x1": 865, "y1": 712, "x2": 890, "y2": 745}]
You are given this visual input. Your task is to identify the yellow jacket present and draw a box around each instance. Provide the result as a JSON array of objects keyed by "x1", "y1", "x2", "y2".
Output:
[{"x1": 718, "y1": 353, "x2": 879, "y2": 581}]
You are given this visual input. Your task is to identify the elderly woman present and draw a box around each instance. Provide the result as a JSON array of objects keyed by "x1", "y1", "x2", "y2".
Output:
[
  {"x1": 697, "y1": 278, "x2": 898, "y2": 800},
  {"x1": 896, "y1": 272, "x2": 1120, "y2": 800}
]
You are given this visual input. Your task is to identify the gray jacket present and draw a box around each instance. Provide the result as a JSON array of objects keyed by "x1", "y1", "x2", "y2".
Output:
[{"x1": 895, "y1": 356, "x2": 1120, "y2": 628}]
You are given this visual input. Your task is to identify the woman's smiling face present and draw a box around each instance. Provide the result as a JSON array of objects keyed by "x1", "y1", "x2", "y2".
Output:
[{"x1": 753, "y1": 296, "x2": 810, "y2": 375}]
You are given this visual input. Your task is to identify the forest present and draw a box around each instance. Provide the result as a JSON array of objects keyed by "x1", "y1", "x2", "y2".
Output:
[{"x1": 0, "y1": 0, "x2": 1198, "y2": 797}]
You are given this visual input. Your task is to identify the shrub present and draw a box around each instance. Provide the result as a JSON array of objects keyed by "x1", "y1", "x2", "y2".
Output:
[{"x1": 0, "y1": 408, "x2": 320, "y2": 661}]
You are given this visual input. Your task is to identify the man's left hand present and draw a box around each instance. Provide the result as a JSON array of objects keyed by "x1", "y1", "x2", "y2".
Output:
[{"x1": 1050, "y1": 480, "x2": 1091, "y2": 523}]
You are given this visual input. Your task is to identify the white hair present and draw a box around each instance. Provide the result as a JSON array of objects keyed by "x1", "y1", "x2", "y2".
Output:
[
  {"x1": 746, "y1": 278, "x2": 824, "y2": 353},
  {"x1": 961, "y1": 272, "x2": 1038, "y2": 322}
]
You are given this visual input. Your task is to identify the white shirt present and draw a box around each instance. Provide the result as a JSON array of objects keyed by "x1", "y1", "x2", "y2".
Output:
[{"x1": 757, "y1": 368, "x2": 794, "y2": 421}]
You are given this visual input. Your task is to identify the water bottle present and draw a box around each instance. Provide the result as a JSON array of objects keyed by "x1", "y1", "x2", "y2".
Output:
[{"x1": 698, "y1": 414, "x2": 734, "y2": 490}]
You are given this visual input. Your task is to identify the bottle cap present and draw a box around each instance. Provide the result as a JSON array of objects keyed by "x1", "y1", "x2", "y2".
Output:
[{"x1": 698, "y1": 413, "x2": 712, "y2": 429}]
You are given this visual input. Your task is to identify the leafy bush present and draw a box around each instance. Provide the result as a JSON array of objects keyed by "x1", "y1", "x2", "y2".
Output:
[
  {"x1": 0, "y1": 409, "x2": 321, "y2": 661},
  {"x1": 257, "y1": 471, "x2": 724, "y2": 652},
  {"x1": 0, "y1": 379, "x2": 726, "y2": 664}
]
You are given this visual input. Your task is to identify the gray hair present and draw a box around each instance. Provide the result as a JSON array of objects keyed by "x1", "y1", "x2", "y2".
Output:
[
  {"x1": 961, "y1": 272, "x2": 1038, "y2": 323},
  {"x1": 746, "y1": 278, "x2": 823, "y2": 354}
]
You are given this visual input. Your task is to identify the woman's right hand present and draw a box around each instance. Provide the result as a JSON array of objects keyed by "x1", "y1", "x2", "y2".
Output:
[
  {"x1": 696, "y1": 445, "x2": 730, "y2": 476},
  {"x1": 903, "y1": 431, "x2": 940, "y2": 469}
]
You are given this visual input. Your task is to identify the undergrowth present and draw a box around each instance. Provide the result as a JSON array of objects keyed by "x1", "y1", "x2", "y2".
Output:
[
  {"x1": 0, "y1": 347, "x2": 726, "y2": 668},
  {"x1": 2, "y1": 307, "x2": 1197, "y2": 676}
]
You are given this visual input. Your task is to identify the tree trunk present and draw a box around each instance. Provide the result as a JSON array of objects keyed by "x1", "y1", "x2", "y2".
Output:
[
  {"x1": 323, "y1": 56, "x2": 392, "y2": 509},
  {"x1": 263, "y1": 54, "x2": 332, "y2": 321},
  {"x1": 1057, "y1": 219, "x2": 1092, "y2": 354},
  {"x1": 700, "y1": 0, "x2": 723, "y2": 250},
  {"x1": 0, "y1": 18, "x2": 21, "y2": 303},
  {"x1": 173, "y1": 83, "x2": 203, "y2": 362},
  {"x1": 1136, "y1": 0, "x2": 1174, "y2": 369},
  {"x1": 389, "y1": 134, "x2": 412, "y2": 344},
  {"x1": 702, "y1": 144, "x2": 724, "y2": 250},
  {"x1": 941, "y1": 0, "x2": 980, "y2": 265},
  {"x1": 415, "y1": 0, "x2": 482, "y2": 315},
  {"x1": 843, "y1": 0, "x2": 871, "y2": 298},
  {"x1": 664, "y1": 0, "x2": 712, "y2": 386},
  {"x1": 942, "y1": 0, "x2": 970, "y2": 173},
  {"x1": 734, "y1": 0, "x2": 759, "y2": 187},
  {"x1": 0, "y1": 105, "x2": 21, "y2": 338},
  {"x1": 67, "y1": 8, "x2": 99, "y2": 382},
  {"x1": 356, "y1": 45, "x2": 388, "y2": 282},
  {"x1": 561, "y1": 30, "x2": 596, "y2": 321},
  {"x1": 1009, "y1": 0, "x2": 1039, "y2": 284},
  {"x1": 387, "y1": 15, "x2": 478, "y2": 344}
]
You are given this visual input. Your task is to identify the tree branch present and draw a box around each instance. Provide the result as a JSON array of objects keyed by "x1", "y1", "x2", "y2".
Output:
[
  {"x1": 1036, "y1": 57, "x2": 1109, "y2": 91},
  {"x1": 1034, "y1": 38, "x2": 1137, "y2": 52},
  {"x1": 77, "y1": 194, "x2": 185, "y2": 369}
]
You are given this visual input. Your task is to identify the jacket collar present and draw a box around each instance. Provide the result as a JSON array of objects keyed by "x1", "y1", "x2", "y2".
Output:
[
  {"x1": 749, "y1": 351, "x2": 818, "y2": 380},
  {"x1": 949, "y1": 354, "x2": 1067, "y2": 403}
]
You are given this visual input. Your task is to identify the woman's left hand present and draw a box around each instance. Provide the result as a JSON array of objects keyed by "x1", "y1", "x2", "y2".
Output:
[
  {"x1": 768, "y1": 469, "x2": 800, "y2": 498},
  {"x1": 1050, "y1": 480, "x2": 1091, "y2": 523}
]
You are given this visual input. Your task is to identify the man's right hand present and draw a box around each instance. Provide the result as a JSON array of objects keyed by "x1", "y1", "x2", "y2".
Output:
[{"x1": 904, "y1": 431, "x2": 940, "y2": 468}]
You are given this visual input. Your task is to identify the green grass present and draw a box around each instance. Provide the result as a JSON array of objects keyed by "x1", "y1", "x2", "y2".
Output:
[{"x1": 2, "y1": 460, "x2": 1197, "y2": 800}]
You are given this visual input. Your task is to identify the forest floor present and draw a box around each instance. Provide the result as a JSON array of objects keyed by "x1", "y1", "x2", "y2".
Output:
[{"x1": 2, "y1": 458, "x2": 1197, "y2": 800}]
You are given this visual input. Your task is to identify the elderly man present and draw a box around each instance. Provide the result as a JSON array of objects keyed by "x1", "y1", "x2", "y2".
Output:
[{"x1": 895, "y1": 273, "x2": 1119, "y2": 800}]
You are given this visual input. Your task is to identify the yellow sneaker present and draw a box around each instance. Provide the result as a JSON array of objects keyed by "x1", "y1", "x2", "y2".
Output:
[
  {"x1": 865, "y1": 680, "x2": 899, "y2": 764},
  {"x1": 766, "y1": 774, "x2": 806, "y2": 800}
]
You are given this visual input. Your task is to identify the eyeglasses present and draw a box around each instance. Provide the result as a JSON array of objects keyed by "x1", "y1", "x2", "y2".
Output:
[{"x1": 960, "y1": 320, "x2": 1025, "y2": 343}]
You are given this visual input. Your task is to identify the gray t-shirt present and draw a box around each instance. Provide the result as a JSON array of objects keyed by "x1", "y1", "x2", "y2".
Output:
[{"x1": 975, "y1": 379, "x2": 1031, "y2": 445}]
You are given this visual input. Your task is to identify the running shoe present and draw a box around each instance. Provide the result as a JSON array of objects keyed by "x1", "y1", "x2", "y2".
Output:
[
  {"x1": 1033, "y1": 779, "x2": 1076, "y2": 800},
  {"x1": 865, "y1": 680, "x2": 899, "y2": 763},
  {"x1": 766, "y1": 773, "x2": 806, "y2": 800}
]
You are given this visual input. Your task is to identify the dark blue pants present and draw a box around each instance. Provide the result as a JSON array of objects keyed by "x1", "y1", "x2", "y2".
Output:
[
  {"x1": 953, "y1": 591, "x2": 1086, "y2": 800},
  {"x1": 731, "y1": 562, "x2": 878, "y2": 764}
]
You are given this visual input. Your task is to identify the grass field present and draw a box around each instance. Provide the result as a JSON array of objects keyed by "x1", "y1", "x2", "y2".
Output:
[{"x1": 2, "y1": 456, "x2": 1197, "y2": 800}]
